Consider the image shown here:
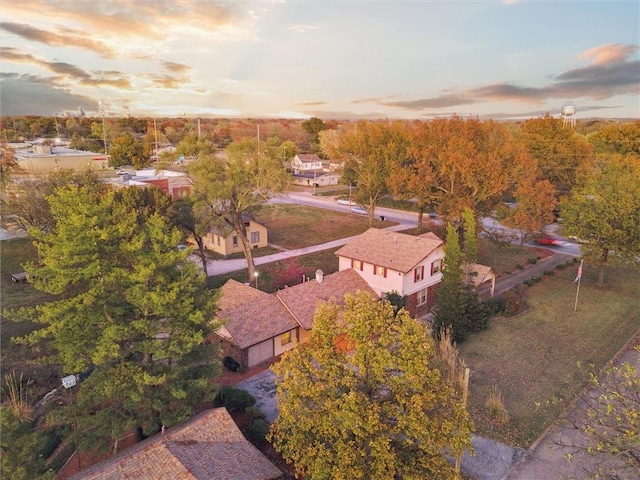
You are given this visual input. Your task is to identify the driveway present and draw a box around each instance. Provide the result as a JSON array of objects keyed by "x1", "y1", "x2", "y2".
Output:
[{"x1": 236, "y1": 368, "x2": 524, "y2": 480}]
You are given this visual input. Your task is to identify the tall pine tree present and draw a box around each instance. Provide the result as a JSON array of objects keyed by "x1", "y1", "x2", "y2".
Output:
[
  {"x1": 11, "y1": 185, "x2": 220, "y2": 450},
  {"x1": 434, "y1": 224, "x2": 465, "y2": 341}
]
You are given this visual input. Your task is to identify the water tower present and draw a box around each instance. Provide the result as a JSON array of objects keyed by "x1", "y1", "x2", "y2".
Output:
[{"x1": 561, "y1": 104, "x2": 577, "y2": 128}]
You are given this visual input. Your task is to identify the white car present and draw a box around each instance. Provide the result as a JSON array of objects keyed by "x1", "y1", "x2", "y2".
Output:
[
  {"x1": 336, "y1": 198, "x2": 356, "y2": 206},
  {"x1": 351, "y1": 205, "x2": 368, "y2": 215}
]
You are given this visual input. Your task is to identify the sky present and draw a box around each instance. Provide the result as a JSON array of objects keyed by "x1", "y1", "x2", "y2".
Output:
[{"x1": 1, "y1": 0, "x2": 639, "y2": 120}]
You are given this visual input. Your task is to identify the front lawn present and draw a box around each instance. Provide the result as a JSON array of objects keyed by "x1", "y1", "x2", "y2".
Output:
[
  {"x1": 460, "y1": 265, "x2": 640, "y2": 447},
  {"x1": 253, "y1": 204, "x2": 393, "y2": 249}
]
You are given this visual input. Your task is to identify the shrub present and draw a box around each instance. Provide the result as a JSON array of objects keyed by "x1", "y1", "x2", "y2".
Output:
[
  {"x1": 556, "y1": 263, "x2": 566, "y2": 270},
  {"x1": 516, "y1": 264, "x2": 524, "y2": 270},
  {"x1": 504, "y1": 286, "x2": 527, "y2": 316},
  {"x1": 527, "y1": 257, "x2": 538, "y2": 265},
  {"x1": 523, "y1": 279, "x2": 533, "y2": 287},
  {"x1": 484, "y1": 296, "x2": 506, "y2": 316},
  {"x1": 244, "y1": 418, "x2": 270, "y2": 443},
  {"x1": 531, "y1": 275, "x2": 542, "y2": 283},
  {"x1": 485, "y1": 386, "x2": 509, "y2": 425},
  {"x1": 543, "y1": 270, "x2": 555, "y2": 276},
  {"x1": 214, "y1": 386, "x2": 256, "y2": 413},
  {"x1": 246, "y1": 406, "x2": 266, "y2": 420}
]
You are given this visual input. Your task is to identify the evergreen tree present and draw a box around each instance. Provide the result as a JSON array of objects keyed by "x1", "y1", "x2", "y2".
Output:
[
  {"x1": 461, "y1": 207, "x2": 478, "y2": 263},
  {"x1": 434, "y1": 224, "x2": 465, "y2": 341},
  {"x1": 9, "y1": 185, "x2": 220, "y2": 450}
]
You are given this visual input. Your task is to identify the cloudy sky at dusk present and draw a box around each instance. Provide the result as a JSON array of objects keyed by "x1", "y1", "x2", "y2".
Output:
[{"x1": 1, "y1": 0, "x2": 638, "y2": 120}]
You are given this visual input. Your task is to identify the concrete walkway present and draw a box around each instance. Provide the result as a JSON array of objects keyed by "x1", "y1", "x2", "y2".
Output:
[{"x1": 191, "y1": 223, "x2": 411, "y2": 277}]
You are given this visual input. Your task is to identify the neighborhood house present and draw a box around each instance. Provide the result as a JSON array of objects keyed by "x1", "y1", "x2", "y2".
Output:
[
  {"x1": 69, "y1": 407, "x2": 283, "y2": 480},
  {"x1": 213, "y1": 228, "x2": 447, "y2": 369},
  {"x1": 213, "y1": 269, "x2": 375, "y2": 369},
  {"x1": 201, "y1": 216, "x2": 268, "y2": 256},
  {"x1": 335, "y1": 228, "x2": 445, "y2": 317}
]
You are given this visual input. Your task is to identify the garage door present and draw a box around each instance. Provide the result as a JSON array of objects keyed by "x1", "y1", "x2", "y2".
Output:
[{"x1": 248, "y1": 339, "x2": 273, "y2": 367}]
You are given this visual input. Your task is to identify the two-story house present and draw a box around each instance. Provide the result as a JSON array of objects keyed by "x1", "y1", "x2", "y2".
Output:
[
  {"x1": 335, "y1": 228, "x2": 445, "y2": 317},
  {"x1": 290, "y1": 153, "x2": 326, "y2": 174}
]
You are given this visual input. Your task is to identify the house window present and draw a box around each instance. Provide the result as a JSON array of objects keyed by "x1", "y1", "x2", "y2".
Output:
[
  {"x1": 352, "y1": 259, "x2": 363, "y2": 271},
  {"x1": 374, "y1": 265, "x2": 387, "y2": 277},
  {"x1": 232, "y1": 236, "x2": 238, "y2": 247},
  {"x1": 251, "y1": 231, "x2": 260, "y2": 243},
  {"x1": 281, "y1": 331, "x2": 292, "y2": 345},
  {"x1": 417, "y1": 288, "x2": 427, "y2": 306},
  {"x1": 431, "y1": 258, "x2": 443, "y2": 275},
  {"x1": 414, "y1": 265, "x2": 425, "y2": 282},
  {"x1": 244, "y1": 221, "x2": 250, "y2": 227}
]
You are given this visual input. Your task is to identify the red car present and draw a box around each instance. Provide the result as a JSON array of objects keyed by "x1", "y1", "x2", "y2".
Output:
[{"x1": 536, "y1": 237, "x2": 564, "y2": 247}]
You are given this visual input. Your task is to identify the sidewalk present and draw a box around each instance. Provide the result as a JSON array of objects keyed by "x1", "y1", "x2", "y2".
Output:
[
  {"x1": 478, "y1": 252, "x2": 577, "y2": 299},
  {"x1": 194, "y1": 223, "x2": 412, "y2": 277}
]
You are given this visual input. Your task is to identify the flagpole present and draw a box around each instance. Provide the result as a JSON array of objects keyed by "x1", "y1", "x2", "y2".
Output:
[{"x1": 573, "y1": 259, "x2": 584, "y2": 312}]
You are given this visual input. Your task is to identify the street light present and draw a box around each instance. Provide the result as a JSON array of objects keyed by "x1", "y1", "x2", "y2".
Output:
[
  {"x1": 62, "y1": 374, "x2": 81, "y2": 472},
  {"x1": 254, "y1": 271, "x2": 259, "y2": 290}
]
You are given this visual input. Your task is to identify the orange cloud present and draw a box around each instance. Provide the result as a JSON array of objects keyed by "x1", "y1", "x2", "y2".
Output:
[{"x1": 580, "y1": 44, "x2": 639, "y2": 65}]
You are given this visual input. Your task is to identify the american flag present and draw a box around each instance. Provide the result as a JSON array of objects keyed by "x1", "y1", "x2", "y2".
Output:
[{"x1": 574, "y1": 260, "x2": 583, "y2": 283}]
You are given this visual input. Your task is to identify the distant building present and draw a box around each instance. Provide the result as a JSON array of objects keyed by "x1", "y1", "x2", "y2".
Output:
[
  {"x1": 13, "y1": 144, "x2": 108, "y2": 172},
  {"x1": 111, "y1": 168, "x2": 192, "y2": 200}
]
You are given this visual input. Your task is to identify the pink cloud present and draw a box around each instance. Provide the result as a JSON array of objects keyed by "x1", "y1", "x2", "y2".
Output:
[{"x1": 579, "y1": 44, "x2": 638, "y2": 65}]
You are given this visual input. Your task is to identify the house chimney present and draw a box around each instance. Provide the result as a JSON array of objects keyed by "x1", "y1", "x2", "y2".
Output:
[{"x1": 315, "y1": 269, "x2": 324, "y2": 283}]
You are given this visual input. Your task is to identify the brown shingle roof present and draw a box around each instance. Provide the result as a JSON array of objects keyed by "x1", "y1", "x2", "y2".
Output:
[
  {"x1": 70, "y1": 408, "x2": 282, "y2": 480},
  {"x1": 275, "y1": 269, "x2": 376, "y2": 330},
  {"x1": 335, "y1": 228, "x2": 443, "y2": 273},
  {"x1": 216, "y1": 281, "x2": 298, "y2": 349}
]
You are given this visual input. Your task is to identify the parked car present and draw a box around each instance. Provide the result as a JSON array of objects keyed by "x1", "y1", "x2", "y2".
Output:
[
  {"x1": 223, "y1": 356, "x2": 241, "y2": 372},
  {"x1": 351, "y1": 205, "x2": 368, "y2": 215},
  {"x1": 336, "y1": 198, "x2": 356, "y2": 206}
]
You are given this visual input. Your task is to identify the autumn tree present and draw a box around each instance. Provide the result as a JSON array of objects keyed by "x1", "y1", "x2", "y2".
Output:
[
  {"x1": 301, "y1": 116, "x2": 328, "y2": 154},
  {"x1": 503, "y1": 178, "x2": 557, "y2": 243},
  {"x1": 556, "y1": 352, "x2": 640, "y2": 480},
  {"x1": 0, "y1": 143, "x2": 20, "y2": 186},
  {"x1": 519, "y1": 115, "x2": 593, "y2": 196},
  {"x1": 408, "y1": 116, "x2": 526, "y2": 223},
  {"x1": 8, "y1": 184, "x2": 220, "y2": 450},
  {"x1": 270, "y1": 292, "x2": 472, "y2": 479},
  {"x1": 561, "y1": 155, "x2": 640, "y2": 285},
  {"x1": 387, "y1": 124, "x2": 436, "y2": 229},
  {"x1": 320, "y1": 121, "x2": 408, "y2": 226},
  {"x1": 108, "y1": 132, "x2": 149, "y2": 169},
  {"x1": 270, "y1": 258, "x2": 307, "y2": 290},
  {"x1": 188, "y1": 138, "x2": 288, "y2": 281},
  {"x1": 1, "y1": 168, "x2": 104, "y2": 234},
  {"x1": 588, "y1": 120, "x2": 640, "y2": 157}
]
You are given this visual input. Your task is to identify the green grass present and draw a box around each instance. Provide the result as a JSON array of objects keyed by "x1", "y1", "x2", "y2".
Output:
[
  {"x1": 1, "y1": 238, "x2": 56, "y2": 310},
  {"x1": 460, "y1": 265, "x2": 640, "y2": 447},
  {"x1": 253, "y1": 204, "x2": 393, "y2": 250},
  {"x1": 1, "y1": 238, "x2": 62, "y2": 398},
  {"x1": 206, "y1": 248, "x2": 341, "y2": 292},
  {"x1": 477, "y1": 240, "x2": 553, "y2": 276}
]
